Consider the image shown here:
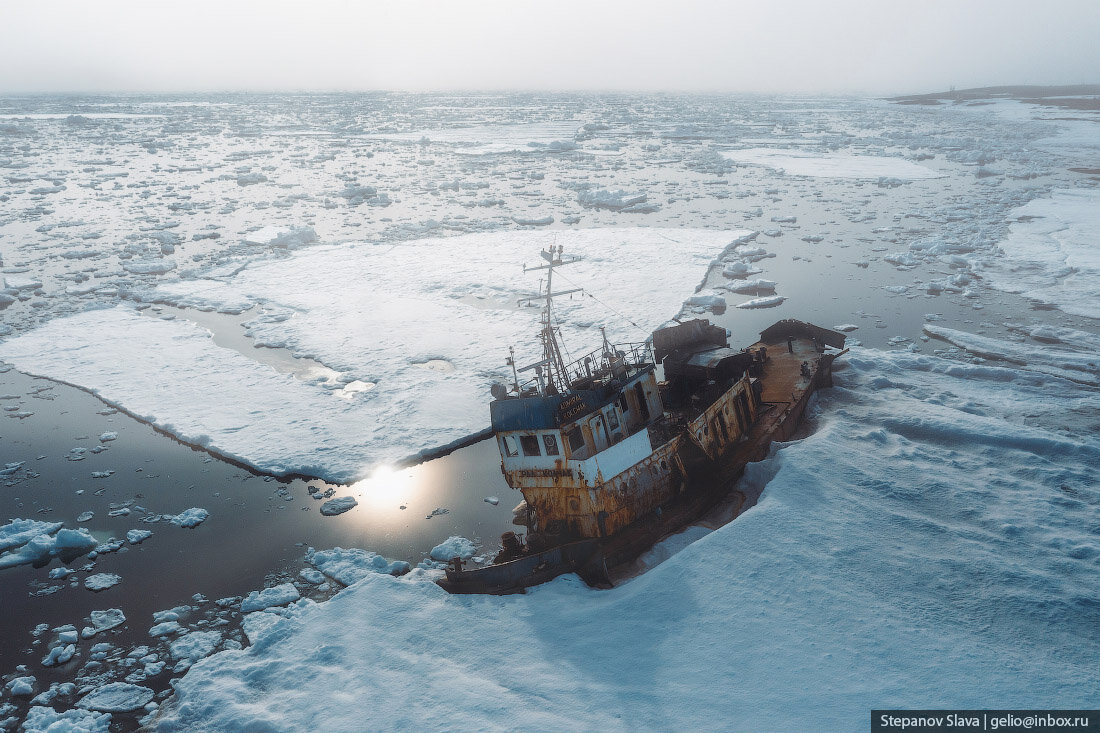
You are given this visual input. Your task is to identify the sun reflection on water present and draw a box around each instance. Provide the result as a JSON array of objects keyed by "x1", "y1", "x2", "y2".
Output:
[{"x1": 351, "y1": 464, "x2": 419, "y2": 515}]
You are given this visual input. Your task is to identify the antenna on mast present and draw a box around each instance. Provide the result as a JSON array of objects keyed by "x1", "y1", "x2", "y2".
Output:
[{"x1": 517, "y1": 245, "x2": 583, "y2": 394}]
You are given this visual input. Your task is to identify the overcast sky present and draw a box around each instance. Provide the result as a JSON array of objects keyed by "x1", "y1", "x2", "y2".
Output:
[{"x1": 2, "y1": 0, "x2": 1097, "y2": 95}]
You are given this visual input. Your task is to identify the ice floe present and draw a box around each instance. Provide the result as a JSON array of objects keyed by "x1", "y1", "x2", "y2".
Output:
[
  {"x1": 169, "y1": 631, "x2": 222, "y2": 665},
  {"x1": 77, "y1": 682, "x2": 155, "y2": 713},
  {"x1": 81, "y1": 609, "x2": 126, "y2": 639},
  {"x1": 126, "y1": 529, "x2": 153, "y2": 544},
  {"x1": 0, "y1": 228, "x2": 744, "y2": 481},
  {"x1": 725, "y1": 278, "x2": 777, "y2": 294},
  {"x1": 170, "y1": 508, "x2": 209, "y2": 529},
  {"x1": 41, "y1": 644, "x2": 76, "y2": 667},
  {"x1": 720, "y1": 148, "x2": 946, "y2": 179},
  {"x1": 0, "y1": 523, "x2": 97, "y2": 570},
  {"x1": 240, "y1": 583, "x2": 300, "y2": 613},
  {"x1": 735, "y1": 295, "x2": 786, "y2": 309},
  {"x1": 319, "y1": 496, "x2": 358, "y2": 516},
  {"x1": 0, "y1": 519, "x2": 63, "y2": 552},
  {"x1": 429, "y1": 536, "x2": 477, "y2": 562},
  {"x1": 307, "y1": 547, "x2": 410, "y2": 585},
  {"x1": 84, "y1": 573, "x2": 122, "y2": 592},
  {"x1": 22, "y1": 706, "x2": 111, "y2": 733}
]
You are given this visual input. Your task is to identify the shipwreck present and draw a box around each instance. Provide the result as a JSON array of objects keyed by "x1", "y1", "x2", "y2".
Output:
[{"x1": 438, "y1": 246, "x2": 846, "y2": 594}]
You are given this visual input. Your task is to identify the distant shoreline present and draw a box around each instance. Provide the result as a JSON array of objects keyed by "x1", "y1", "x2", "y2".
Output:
[{"x1": 888, "y1": 83, "x2": 1100, "y2": 111}]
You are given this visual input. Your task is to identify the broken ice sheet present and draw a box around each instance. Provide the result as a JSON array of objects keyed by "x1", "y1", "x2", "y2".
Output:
[{"x1": 0, "y1": 228, "x2": 746, "y2": 482}]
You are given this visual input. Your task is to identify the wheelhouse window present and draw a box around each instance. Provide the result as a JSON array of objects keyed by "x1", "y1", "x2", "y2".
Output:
[
  {"x1": 565, "y1": 426, "x2": 585, "y2": 454},
  {"x1": 607, "y1": 409, "x2": 620, "y2": 431},
  {"x1": 502, "y1": 435, "x2": 519, "y2": 457},
  {"x1": 543, "y1": 434, "x2": 560, "y2": 456},
  {"x1": 520, "y1": 435, "x2": 541, "y2": 457}
]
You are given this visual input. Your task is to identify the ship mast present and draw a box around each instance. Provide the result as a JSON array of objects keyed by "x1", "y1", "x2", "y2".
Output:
[{"x1": 519, "y1": 244, "x2": 582, "y2": 394}]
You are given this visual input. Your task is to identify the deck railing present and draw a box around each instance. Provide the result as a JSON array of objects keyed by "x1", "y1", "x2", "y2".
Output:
[{"x1": 515, "y1": 341, "x2": 653, "y2": 396}]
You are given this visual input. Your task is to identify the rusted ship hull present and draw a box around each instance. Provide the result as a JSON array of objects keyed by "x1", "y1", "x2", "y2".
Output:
[{"x1": 438, "y1": 321, "x2": 844, "y2": 595}]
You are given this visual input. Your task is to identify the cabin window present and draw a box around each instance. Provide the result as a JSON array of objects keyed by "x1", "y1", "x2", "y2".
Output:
[
  {"x1": 502, "y1": 435, "x2": 519, "y2": 457},
  {"x1": 565, "y1": 426, "x2": 585, "y2": 454},
  {"x1": 520, "y1": 435, "x2": 541, "y2": 457},
  {"x1": 543, "y1": 434, "x2": 560, "y2": 456},
  {"x1": 607, "y1": 409, "x2": 620, "y2": 430},
  {"x1": 618, "y1": 394, "x2": 629, "y2": 413}
]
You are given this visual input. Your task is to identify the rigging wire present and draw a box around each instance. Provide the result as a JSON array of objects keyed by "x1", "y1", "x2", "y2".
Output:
[{"x1": 550, "y1": 268, "x2": 650, "y2": 340}]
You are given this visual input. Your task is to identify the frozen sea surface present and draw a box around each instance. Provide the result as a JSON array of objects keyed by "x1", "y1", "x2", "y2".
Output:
[
  {"x1": 0, "y1": 228, "x2": 741, "y2": 481},
  {"x1": 984, "y1": 188, "x2": 1100, "y2": 319},
  {"x1": 155, "y1": 344, "x2": 1100, "y2": 732},
  {"x1": 2, "y1": 90, "x2": 1099, "y2": 730}
]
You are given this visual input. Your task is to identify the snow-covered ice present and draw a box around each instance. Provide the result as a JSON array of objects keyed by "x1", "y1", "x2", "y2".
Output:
[
  {"x1": 299, "y1": 568, "x2": 325, "y2": 584},
  {"x1": 923, "y1": 324, "x2": 1100, "y2": 386},
  {"x1": 0, "y1": 229, "x2": 744, "y2": 481},
  {"x1": 154, "y1": 343, "x2": 1100, "y2": 731},
  {"x1": 2, "y1": 89, "x2": 1099, "y2": 733}
]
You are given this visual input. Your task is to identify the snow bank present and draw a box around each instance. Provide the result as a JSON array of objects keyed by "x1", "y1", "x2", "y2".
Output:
[
  {"x1": 156, "y1": 345, "x2": 1100, "y2": 731},
  {"x1": 0, "y1": 229, "x2": 744, "y2": 481}
]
